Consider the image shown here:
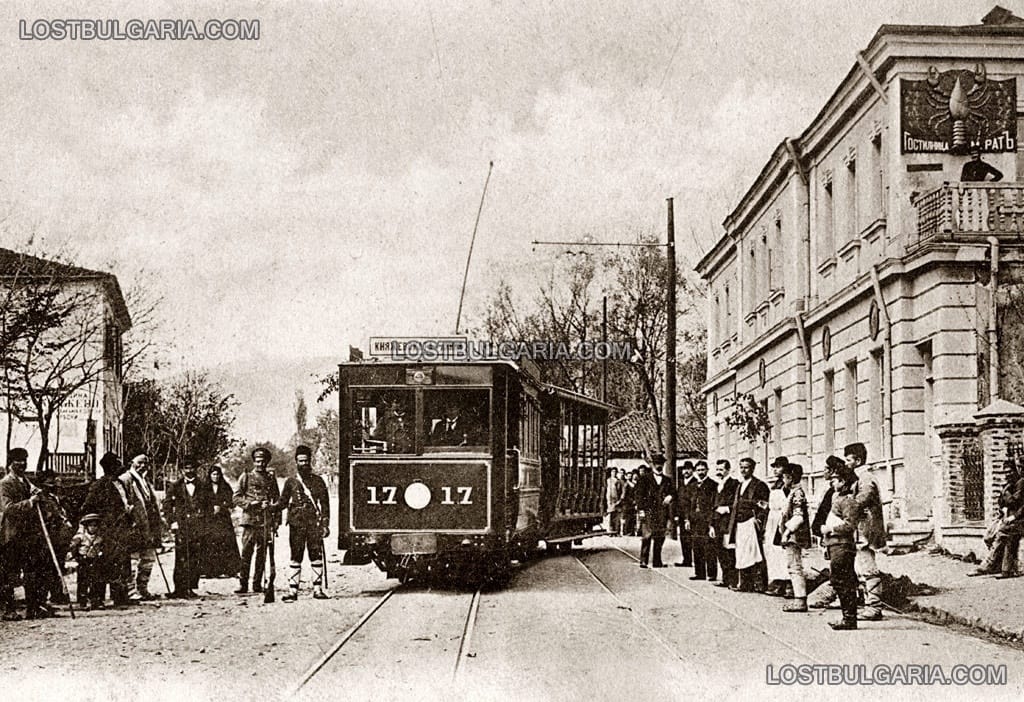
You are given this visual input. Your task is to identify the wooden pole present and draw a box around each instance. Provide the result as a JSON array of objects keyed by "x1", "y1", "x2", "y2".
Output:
[{"x1": 455, "y1": 161, "x2": 494, "y2": 334}]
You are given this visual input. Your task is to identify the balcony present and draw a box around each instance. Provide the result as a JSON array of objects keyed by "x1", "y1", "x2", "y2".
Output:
[{"x1": 913, "y1": 182, "x2": 1024, "y2": 249}]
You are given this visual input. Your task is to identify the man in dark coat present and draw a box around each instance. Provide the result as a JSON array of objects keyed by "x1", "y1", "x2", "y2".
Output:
[
  {"x1": 969, "y1": 458, "x2": 1024, "y2": 578},
  {"x1": 728, "y1": 457, "x2": 770, "y2": 592},
  {"x1": 635, "y1": 453, "x2": 674, "y2": 568},
  {"x1": 807, "y1": 455, "x2": 846, "y2": 609},
  {"x1": 673, "y1": 461, "x2": 695, "y2": 567},
  {"x1": 233, "y1": 447, "x2": 281, "y2": 594},
  {"x1": 845, "y1": 442, "x2": 887, "y2": 620},
  {"x1": 682, "y1": 461, "x2": 719, "y2": 580},
  {"x1": 273, "y1": 445, "x2": 331, "y2": 601},
  {"x1": 711, "y1": 459, "x2": 740, "y2": 588},
  {"x1": 0, "y1": 448, "x2": 45, "y2": 620},
  {"x1": 81, "y1": 452, "x2": 135, "y2": 606},
  {"x1": 163, "y1": 460, "x2": 206, "y2": 598}
]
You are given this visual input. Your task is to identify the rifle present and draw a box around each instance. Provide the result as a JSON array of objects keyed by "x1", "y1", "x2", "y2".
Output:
[
  {"x1": 36, "y1": 501, "x2": 75, "y2": 620},
  {"x1": 263, "y1": 510, "x2": 276, "y2": 603}
]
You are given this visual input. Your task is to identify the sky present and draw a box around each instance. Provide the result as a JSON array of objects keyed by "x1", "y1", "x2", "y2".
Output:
[{"x1": 0, "y1": 0, "x2": 1013, "y2": 370}]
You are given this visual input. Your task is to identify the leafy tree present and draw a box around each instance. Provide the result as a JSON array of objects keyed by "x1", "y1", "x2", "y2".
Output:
[
  {"x1": 221, "y1": 440, "x2": 293, "y2": 481},
  {"x1": 154, "y1": 371, "x2": 238, "y2": 480}
]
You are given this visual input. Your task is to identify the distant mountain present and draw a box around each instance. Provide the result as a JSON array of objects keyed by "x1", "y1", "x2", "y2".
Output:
[{"x1": 206, "y1": 356, "x2": 341, "y2": 446}]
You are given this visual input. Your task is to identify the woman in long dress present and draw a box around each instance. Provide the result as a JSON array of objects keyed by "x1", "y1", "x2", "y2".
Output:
[
  {"x1": 763, "y1": 460, "x2": 790, "y2": 595},
  {"x1": 200, "y1": 465, "x2": 241, "y2": 579}
]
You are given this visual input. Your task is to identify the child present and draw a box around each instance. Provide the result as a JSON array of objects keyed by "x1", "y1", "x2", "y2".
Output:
[
  {"x1": 66, "y1": 513, "x2": 105, "y2": 610},
  {"x1": 820, "y1": 469, "x2": 861, "y2": 630}
]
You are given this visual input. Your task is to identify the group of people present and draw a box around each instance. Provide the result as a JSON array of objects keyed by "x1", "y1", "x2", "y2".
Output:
[
  {"x1": 605, "y1": 442, "x2": 888, "y2": 630},
  {"x1": 0, "y1": 443, "x2": 331, "y2": 621}
]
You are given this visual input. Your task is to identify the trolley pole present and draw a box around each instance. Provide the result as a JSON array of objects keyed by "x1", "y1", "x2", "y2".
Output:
[{"x1": 666, "y1": 198, "x2": 678, "y2": 488}]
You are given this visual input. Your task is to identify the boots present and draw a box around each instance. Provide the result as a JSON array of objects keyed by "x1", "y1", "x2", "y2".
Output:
[
  {"x1": 282, "y1": 588, "x2": 298, "y2": 602},
  {"x1": 829, "y1": 617, "x2": 858, "y2": 630},
  {"x1": 234, "y1": 581, "x2": 248, "y2": 594},
  {"x1": 783, "y1": 597, "x2": 807, "y2": 612},
  {"x1": 312, "y1": 586, "x2": 328, "y2": 600}
]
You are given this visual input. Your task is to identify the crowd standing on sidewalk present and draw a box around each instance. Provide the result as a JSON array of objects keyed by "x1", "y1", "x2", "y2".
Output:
[
  {"x1": 0, "y1": 444, "x2": 331, "y2": 621},
  {"x1": 603, "y1": 441, "x2": 987, "y2": 631}
]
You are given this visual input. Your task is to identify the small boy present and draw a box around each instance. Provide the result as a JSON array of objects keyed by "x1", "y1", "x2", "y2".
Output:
[
  {"x1": 820, "y1": 469, "x2": 861, "y2": 630},
  {"x1": 66, "y1": 513, "x2": 105, "y2": 610}
]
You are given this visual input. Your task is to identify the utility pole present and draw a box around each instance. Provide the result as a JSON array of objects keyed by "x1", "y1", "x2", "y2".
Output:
[
  {"x1": 601, "y1": 295, "x2": 608, "y2": 403},
  {"x1": 666, "y1": 198, "x2": 678, "y2": 488}
]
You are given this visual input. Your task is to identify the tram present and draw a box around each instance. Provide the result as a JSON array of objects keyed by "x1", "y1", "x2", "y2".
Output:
[{"x1": 337, "y1": 360, "x2": 613, "y2": 583}]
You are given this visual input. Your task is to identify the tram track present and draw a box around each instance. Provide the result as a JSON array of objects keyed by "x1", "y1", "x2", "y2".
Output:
[
  {"x1": 287, "y1": 585, "x2": 482, "y2": 698},
  {"x1": 603, "y1": 543, "x2": 824, "y2": 664}
]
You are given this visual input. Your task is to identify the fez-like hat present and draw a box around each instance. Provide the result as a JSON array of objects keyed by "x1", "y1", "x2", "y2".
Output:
[
  {"x1": 7, "y1": 447, "x2": 28, "y2": 463},
  {"x1": 99, "y1": 451, "x2": 122, "y2": 471},
  {"x1": 843, "y1": 442, "x2": 867, "y2": 464},
  {"x1": 824, "y1": 455, "x2": 845, "y2": 474},
  {"x1": 650, "y1": 453, "x2": 666, "y2": 465},
  {"x1": 80, "y1": 513, "x2": 102, "y2": 524},
  {"x1": 295, "y1": 445, "x2": 312, "y2": 459},
  {"x1": 251, "y1": 447, "x2": 270, "y2": 461}
]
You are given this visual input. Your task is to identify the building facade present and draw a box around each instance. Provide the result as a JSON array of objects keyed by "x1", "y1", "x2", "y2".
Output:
[
  {"x1": 1, "y1": 249, "x2": 131, "y2": 477},
  {"x1": 696, "y1": 8, "x2": 1024, "y2": 554}
]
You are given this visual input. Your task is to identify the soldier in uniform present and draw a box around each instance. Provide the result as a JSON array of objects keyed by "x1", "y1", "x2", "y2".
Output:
[
  {"x1": 233, "y1": 447, "x2": 281, "y2": 594},
  {"x1": 0, "y1": 448, "x2": 45, "y2": 620},
  {"x1": 273, "y1": 445, "x2": 330, "y2": 601}
]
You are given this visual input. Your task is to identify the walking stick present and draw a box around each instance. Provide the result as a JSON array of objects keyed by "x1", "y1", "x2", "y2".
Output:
[
  {"x1": 263, "y1": 513, "x2": 276, "y2": 603},
  {"x1": 36, "y1": 502, "x2": 75, "y2": 620},
  {"x1": 152, "y1": 546, "x2": 172, "y2": 595},
  {"x1": 321, "y1": 536, "x2": 328, "y2": 589}
]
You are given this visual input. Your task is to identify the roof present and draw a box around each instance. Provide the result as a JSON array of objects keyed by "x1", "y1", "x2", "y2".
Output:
[
  {"x1": 0, "y1": 248, "x2": 132, "y2": 330},
  {"x1": 608, "y1": 409, "x2": 704, "y2": 456},
  {"x1": 700, "y1": 6, "x2": 1024, "y2": 275}
]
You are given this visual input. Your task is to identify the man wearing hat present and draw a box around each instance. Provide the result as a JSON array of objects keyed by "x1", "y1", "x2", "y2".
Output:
[
  {"x1": 121, "y1": 454, "x2": 162, "y2": 600},
  {"x1": 272, "y1": 445, "x2": 331, "y2": 601},
  {"x1": 233, "y1": 447, "x2": 281, "y2": 594},
  {"x1": 807, "y1": 455, "x2": 846, "y2": 609},
  {"x1": 844, "y1": 442, "x2": 886, "y2": 621},
  {"x1": 635, "y1": 453, "x2": 674, "y2": 568},
  {"x1": 0, "y1": 448, "x2": 43, "y2": 620},
  {"x1": 163, "y1": 460, "x2": 206, "y2": 598},
  {"x1": 82, "y1": 452, "x2": 135, "y2": 607}
]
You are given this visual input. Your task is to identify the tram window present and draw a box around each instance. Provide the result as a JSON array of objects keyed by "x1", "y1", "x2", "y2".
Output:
[
  {"x1": 424, "y1": 389, "x2": 489, "y2": 450},
  {"x1": 351, "y1": 388, "x2": 414, "y2": 454}
]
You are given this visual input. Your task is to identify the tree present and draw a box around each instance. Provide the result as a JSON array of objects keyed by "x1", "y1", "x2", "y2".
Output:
[
  {"x1": 294, "y1": 389, "x2": 308, "y2": 435},
  {"x1": 122, "y1": 378, "x2": 167, "y2": 463},
  {"x1": 154, "y1": 371, "x2": 238, "y2": 479},
  {"x1": 1, "y1": 256, "x2": 110, "y2": 468},
  {"x1": 315, "y1": 407, "x2": 340, "y2": 474},
  {"x1": 221, "y1": 440, "x2": 293, "y2": 481}
]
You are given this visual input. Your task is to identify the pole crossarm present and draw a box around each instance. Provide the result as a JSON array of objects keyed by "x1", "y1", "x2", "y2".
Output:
[{"x1": 531, "y1": 240, "x2": 667, "y2": 248}]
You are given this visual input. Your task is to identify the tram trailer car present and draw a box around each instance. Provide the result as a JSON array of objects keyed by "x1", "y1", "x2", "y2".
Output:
[{"x1": 338, "y1": 361, "x2": 614, "y2": 583}]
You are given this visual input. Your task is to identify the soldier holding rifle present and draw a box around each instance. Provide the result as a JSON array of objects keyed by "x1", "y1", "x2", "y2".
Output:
[{"x1": 233, "y1": 447, "x2": 281, "y2": 594}]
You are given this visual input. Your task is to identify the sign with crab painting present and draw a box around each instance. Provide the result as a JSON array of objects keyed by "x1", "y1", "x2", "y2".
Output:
[{"x1": 900, "y1": 65, "x2": 1016, "y2": 154}]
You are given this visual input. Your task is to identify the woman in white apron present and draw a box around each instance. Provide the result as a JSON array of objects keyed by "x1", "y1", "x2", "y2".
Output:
[{"x1": 763, "y1": 458, "x2": 790, "y2": 595}]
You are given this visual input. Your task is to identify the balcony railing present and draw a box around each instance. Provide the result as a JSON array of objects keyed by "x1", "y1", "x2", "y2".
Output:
[{"x1": 913, "y1": 182, "x2": 1024, "y2": 249}]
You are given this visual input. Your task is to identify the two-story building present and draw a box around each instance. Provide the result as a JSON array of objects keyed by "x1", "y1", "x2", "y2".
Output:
[
  {"x1": 1, "y1": 248, "x2": 131, "y2": 477},
  {"x1": 696, "y1": 7, "x2": 1024, "y2": 555}
]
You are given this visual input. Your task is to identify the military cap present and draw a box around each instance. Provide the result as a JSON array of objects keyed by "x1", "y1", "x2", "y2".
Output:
[
  {"x1": 295, "y1": 445, "x2": 312, "y2": 459},
  {"x1": 251, "y1": 447, "x2": 271, "y2": 461},
  {"x1": 7, "y1": 447, "x2": 28, "y2": 463},
  {"x1": 80, "y1": 513, "x2": 102, "y2": 524}
]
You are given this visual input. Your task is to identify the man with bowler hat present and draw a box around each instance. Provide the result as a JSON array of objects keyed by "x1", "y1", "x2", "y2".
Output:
[
  {"x1": 233, "y1": 446, "x2": 281, "y2": 594},
  {"x1": 163, "y1": 460, "x2": 206, "y2": 598},
  {"x1": 636, "y1": 453, "x2": 674, "y2": 568}
]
